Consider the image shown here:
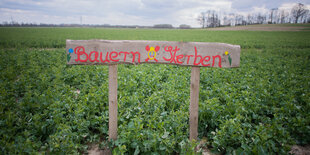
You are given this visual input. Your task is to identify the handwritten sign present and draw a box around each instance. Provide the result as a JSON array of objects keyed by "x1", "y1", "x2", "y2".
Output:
[
  {"x1": 65, "y1": 39, "x2": 241, "y2": 147},
  {"x1": 66, "y1": 40, "x2": 240, "y2": 68}
]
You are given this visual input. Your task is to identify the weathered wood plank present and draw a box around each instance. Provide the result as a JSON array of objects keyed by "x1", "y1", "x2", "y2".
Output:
[
  {"x1": 66, "y1": 40, "x2": 240, "y2": 68},
  {"x1": 108, "y1": 64, "x2": 118, "y2": 141},
  {"x1": 189, "y1": 66, "x2": 200, "y2": 141}
]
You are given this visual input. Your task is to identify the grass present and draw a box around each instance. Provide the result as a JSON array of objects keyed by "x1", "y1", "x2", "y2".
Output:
[
  {"x1": 0, "y1": 27, "x2": 309, "y2": 49},
  {"x1": 246, "y1": 23, "x2": 310, "y2": 27}
]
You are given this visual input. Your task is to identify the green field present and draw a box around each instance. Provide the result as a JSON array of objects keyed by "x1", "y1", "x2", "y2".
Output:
[{"x1": 0, "y1": 27, "x2": 309, "y2": 154}]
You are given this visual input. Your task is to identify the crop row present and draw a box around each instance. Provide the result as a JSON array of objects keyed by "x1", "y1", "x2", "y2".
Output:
[{"x1": 0, "y1": 28, "x2": 309, "y2": 154}]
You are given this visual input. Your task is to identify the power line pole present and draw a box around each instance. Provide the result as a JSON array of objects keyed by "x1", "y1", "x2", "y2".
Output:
[{"x1": 11, "y1": 16, "x2": 14, "y2": 24}]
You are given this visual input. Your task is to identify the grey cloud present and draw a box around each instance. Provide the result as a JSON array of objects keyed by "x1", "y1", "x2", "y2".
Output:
[{"x1": 0, "y1": 0, "x2": 309, "y2": 26}]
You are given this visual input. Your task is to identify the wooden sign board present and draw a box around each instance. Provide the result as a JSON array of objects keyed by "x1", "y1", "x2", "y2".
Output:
[
  {"x1": 66, "y1": 40, "x2": 240, "y2": 68},
  {"x1": 65, "y1": 40, "x2": 241, "y2": 148}
]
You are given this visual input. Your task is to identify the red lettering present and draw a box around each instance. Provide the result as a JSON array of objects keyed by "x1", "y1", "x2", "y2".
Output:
[
  {"x1": 109, "y1": 51, "x2": 119, "y2": 62},
  {"x1": 202, "y1": 56, "x2": 210, "y2": 66},
  {"x1": 119, "y1": 51, "x2": 130, "y2": 61},
  {"x1": 163, "y1": 46, "x2": 173, "y2": 61},
  {"x1": 163, "y1": 46, "x2": 180, "y2": 63},
  {"x1": 131, "y1": 51, "x2": 140, "y2": 63},
  {"x1": 74, "y1": 46, "x2": 88, "y2": 62},
  {"x1": 100, "y1": 52, "x2": 110, "y2": 63},
  {"x1": 185, "y1": 55, "x2": 193, "y2": 64},
  {"x1": 176, "y1": 54, "x2": 184, "y2": 64},
  {"x1": 193, "y1": 47, "x2": 202, "y2": 65},
  {"x1": 89, "y1": 51, "x2": 99, "y2": 62},
  {"x1": 171, "y1": 46, "x2": 180, "y2": 63},
  {"x1": 212, "y1": 55, "x2": 222, "y2": 68}
]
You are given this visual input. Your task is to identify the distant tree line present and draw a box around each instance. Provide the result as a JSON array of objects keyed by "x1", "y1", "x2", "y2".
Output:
[
  {"x1": 0, "y1": 22, "x2": 191, "y2": 29},
  {"x1": 0, "y1": 22, "x2": 153, "y2": 28},
  {"x1": 197, "y1": 3, "x2": 309, "y2": 28}
]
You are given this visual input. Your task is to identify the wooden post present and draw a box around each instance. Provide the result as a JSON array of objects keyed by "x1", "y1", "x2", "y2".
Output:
[
  {"x1": 109, "y1": 64, "x2": 118, "y2": 141},
  {"x1": 189, "y1": 66, "x2": 200, "y2": 141}
]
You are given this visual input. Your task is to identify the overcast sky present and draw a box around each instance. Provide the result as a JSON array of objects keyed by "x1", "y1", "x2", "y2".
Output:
[{"x1": 0, "y1": 0, "x2": 309, "y2": 27}]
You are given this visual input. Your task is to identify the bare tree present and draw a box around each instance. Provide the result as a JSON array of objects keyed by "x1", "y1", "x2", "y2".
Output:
[
  {"x1": 209, "y1": 10, "x2": 219, "y2": 27},
  {"x1": 279, "y1": 9, "x2": 289, "y2": 23},
  {"x1": 257, "y1": 13, "x2": 266, "y2": 24},
  {"x1": 197, "y1": 12, "x2": 206, "y2": 28},
  {"x1": 206, "y1": 10, "x2": 221, "y2": 27},
  {"x1": 222, "y1": 13, "x2": 235, "y2": 26},
  {"x1": 247, "y1": 14, "x2": 254, "y2": 25},
  {"x1": 195, "y1": 2, "x2": 309, "y2": 27},
  {"x1": 291, "y1": 3, "x2": 308, "y2": 23},
  {"x1": 270, "y1": 8, "x2": 278, "y2": 24},
  {"x1": 223, "y1": 14, "x2": 231, "y2": 26},
  {"x1": 300, "y1": 9, "x2": 309, "y2": 23},
  {"x1": 306, "y1": 11, "x2": 310, "y2": 23},
  {"x1": 235, "y1": 14, "x2": 244, "y2": 25}
]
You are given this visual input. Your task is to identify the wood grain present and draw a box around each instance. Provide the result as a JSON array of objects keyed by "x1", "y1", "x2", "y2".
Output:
[
  {"x1": 189, "y1": 66, "x2": 200, "y2": 141},
  {"x1": 108, "y1": 64, "x2": 118, "y2": 141},
  {"x1": 66, "y1": 40, "x2": 240, "y2": 68}
]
